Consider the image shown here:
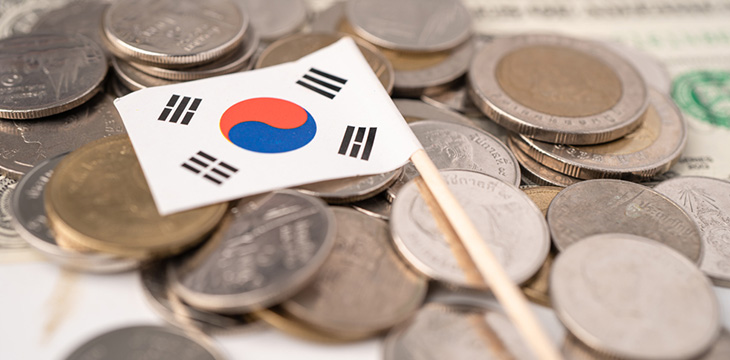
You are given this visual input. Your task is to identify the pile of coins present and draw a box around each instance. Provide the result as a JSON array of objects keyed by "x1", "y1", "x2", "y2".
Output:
[{"x1": 2, "y1": 0, "x2": 730, "y2": 359}]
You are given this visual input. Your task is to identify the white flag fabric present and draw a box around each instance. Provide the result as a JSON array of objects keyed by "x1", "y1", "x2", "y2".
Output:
[{"x1": 115, "y1": 38, "x2": 422, "y2": 215}]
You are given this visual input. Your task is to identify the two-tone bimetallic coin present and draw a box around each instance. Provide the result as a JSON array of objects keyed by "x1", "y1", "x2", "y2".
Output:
[
  {"x1": 654, "y1": 176, "x2": 730, "y2": 286},
  {"x1": 508, "y1": 137, "x2": 581, "y2": 188},
  {"x1": 391, "y1": 170, "x2": 550, "y2": 289},
  {"x1": 45, "y1": 135, "x2": 227, "y2": 259},
  {"x1": 103, "y1": 0, "x2": 247, "y2": 67},
  {"x1": 469, "y1": 33, "x2": 648, "y2": 145},
  {"x1": 345, "y1": 0, "x2": 471, "y2": 53},
  {"x1": 278, "y1": 207, "x2": 427, "y2": 339},
  {"x1": 169, "y1": 191, "x2": 335, "y2": 313},
  {"x1": 551, "y1": 234, "x2": 720, "y2": 360},
  {"x1": 383, "y1": 302, "x2": 534, "y2": 359},
  {"x1": 255, "y1": 32, "x2": 394, "y2": 94},
  {"x1": 296, "y1": 168, "x2": 402, "y2": 204},
  {"x1": 141, "y1": 261, "x2": 258, "y2": 333},
  {"x1": 10, "y1": 153, "x2": 139, "y2": 272},
  {"x1": 0, "y1": 33, "x2": 106, "y2": 119},
  {"x1": 237, "y1": 0, "x2": 307, "y2": 43},
  {"x1": 63, "y1": 325, "x2": 226, "y2": 360},
  {"x1": 513, "y1": 89, "x2": 687, "y2": 180},
  {"x1": 547, "y1": 179, "x2": 703, "y2": 263},
  {"x1": 387, "y1": 120, "x2": 520, "y2": 200},
  {"x1": 0, "y1": 93, "x2": 126, "y2": 180}
]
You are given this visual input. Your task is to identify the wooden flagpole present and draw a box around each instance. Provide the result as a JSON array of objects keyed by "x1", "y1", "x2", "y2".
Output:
[{"x1": 409, "y1": 149, "x2": 562, "y2": 360}]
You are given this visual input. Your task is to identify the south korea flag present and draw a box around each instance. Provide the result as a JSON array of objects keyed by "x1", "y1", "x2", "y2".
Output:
[{"x1": 114, "y1": 38, "x2": 423, "y2": 215}]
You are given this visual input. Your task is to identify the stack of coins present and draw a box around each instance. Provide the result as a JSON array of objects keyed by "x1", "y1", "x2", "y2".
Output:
[
  {"x1": 102, "y1": 0, "x2": 259, "y2": 93},
  {"x1": 468, "y1": 33, "x2": 687, "y2": 186}
]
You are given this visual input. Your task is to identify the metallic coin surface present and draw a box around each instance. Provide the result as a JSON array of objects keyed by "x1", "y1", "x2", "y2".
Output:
[
  {"x1": 0, "y1": 33, "x2": 106, "y2": 119},
  {"x1": 383, "y1": 302, "x2": 534, "y2": 360},
  {"x1": 63, "y1": 325, "x2": 225, "y2": 360},
  {"x1": 256, "y1": 32, "x2": 394, "y2": 94},
  {"x1": 394, "y1": 99, "x2": 473, "y2": 126},
  {"x1": 30, "y1": 2, "x2": 110, "y2": 56},
  {"x1": 547, "y1": 179, "x2": 703, "y2": 262},
  {"x1": 701, "y1": 328, "x2": 730, "y2": 360},
  {"x1": 521, "y1": 250, "x2": 555, "y2": 308},
  {"x1": 169, "y1": 190, "x2": 335, "y2": 313},
  {"x1": 129, "y1": 26, "x2": 259, "y2": 81},
  {"x1": 45, "y1": 135, "x2": 227, "y2": 259},
  {"x1": 515, "y1": 89, "x2": 687, "y2": 180},
  {"x1": 11, "y1": 153, "x2": 138, "y2": 272},
  {"x1": 654, "y1": 176, "x2": 730, "y2": 286},
  {"x1": 421, "y1": 84, "x2": 483, "y2": 117},
  {"x1": 296, "y1": 168, "x2": 401, "y2": 204},
  {"x1": 279, "y1": 207, "x2": 427, "y2": 338},
  {"x1": 238, "y1": 0, "x2": 307, "y2": 42},
  {"x1": 309, "y1": 1, "x2": 345, "y2": 33},
  {"x1": 112, "y1": 57, "x2": 177, "y2": 91},
  {"x1": 551, "y1": 234, "x2": 720, "y2": 360},
  {"x1": 141, "y1": 261, "x2": 257, "y2": 333},
  {"x1": 0, "y1": 93, "x2": 126, "y2": 180},
  {"x1": 351, "y1": 192, "x2": 392, "y2": 221},
  {"x1": 103, "y1": 0, "x2": 247, "y2": 66},
  {"x1": 508, "y1": 137, "x2": 581, "y2": 188},
  {"x1": 469, "y1": 33, "x2": 648, "y2": 145},
  {"x1": 345, "y1": 0, "x2": 471, "y2": 52},
  {"x1": 0, "y1": 175, "x2": 26, "y2": 249},
  {"x1": 388, "y1": 120, "x2": 520, "y2": 201},
  {"x1": 392, "y1": 170, "x2": 550, "y2": 288},
  {"x1": 523, "y1": 186, "x2": 563, "y2": 216},
  {"x1": 254, "y1": 306, "x2": 357, "y2": 342}
]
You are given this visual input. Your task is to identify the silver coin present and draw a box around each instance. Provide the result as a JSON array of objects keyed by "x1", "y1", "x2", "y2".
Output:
[
  {"x1": 296, "y1": 168, "x2": 402, "y2": 204},
  {"x1": 106, "y1": 73, "x2": 133, "y2": 98},
  {"x1": 112, "y1": 57, "x2": 177, "y2": 91},
  {"x1": 468, "y1": 33, "x2": 648, "y2": 145},
  {"x1": 653, "y1": 176, "x2": 730, "y2": 286},
  {"x1": 547, "y1": 179, "x2": 703, "y2": 262},
  {"x1": 421, "y1": 84, "x2": 483, "y2": 117},
  {"x1": 701, "y1": 328, "x2": 730, "y2": 360},
  {"x1": 508, "y1": 136, "x2": 582, "y2": 188},
  {"x1": 30, "y1": 1, "x2": 110, "y2": 58},
  {"x1": 103, "y1": 0, "x2": 248, "y2": 67},
  {"x1": 0, "y1": 0, "x2": 69, "y2": 39},
  {"x1": 309, "y1": 1, "x2": 344, "y2": 33},
  {"x1": 345, "y1": 0, "x2": 471, "y2": 52},
  {"x1": 514, "y1": 89, "x2": 687, "y2": 180},
  {"x1": 383, "y1": 302, "x2": 534, "y2": 360},
  {"x1": 63, "y1": 325, "x2": 226, "y2": 360},
  {"x1": 0, "y1": 93, "x2": 126, "y2": 179},
  {"x1": 0, "y1": 33, "x2": 106, "y2": 119},
  {"x1": 387, "y1": 120, "x2": 521, "y2": 201},
  {"x1": 394, "y1": 98, "x2": 473, "y2": 126},
  {"x1": 140, "y1": 261, "x2": 258, "y2": 333},
  {"x1": 391, "y1": 170, "x2": 550, "y2": 289},
  {"x1": 0, "y1": 175, "x2": 26, "y2": 249},
  {"x1": 279, "y1": 206, "x2": 427, "y2": 338},
  {"x1": 10, "y1": 153, "x2": 138, "y2": 272},
  {"x1": 551, "y1": 233, "x2": 719, "y2": 360},
  {"x1": 237, "y1": 0, "x2": 307, "y2": 42},
  {"x1": 129, "y1": 26, "x2": 259, "y2": 81},
  {"x1": 351, "y1": 192, "x2": 392, "y2": 221},
  {"x1": 169, "y1": 190, "x2": 335, "y2": 313}
]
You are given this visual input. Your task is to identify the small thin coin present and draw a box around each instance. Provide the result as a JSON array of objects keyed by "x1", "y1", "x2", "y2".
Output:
[
  {"x1": 45, "y1": 135, "x2": 227, "y2": 259},
  {"x1": 129, "y1": 26, "x2": 259, "y2": 81},
  {"x1": 169, "y1": 190, "x2": 335, "y2": 313},
  {"x1": 103, "y1": 0, "x2": 247, "y2": 67},
  {"x1": 394, "y1": 99, "x2": 473, "y2": 126},
  {"x1": 391, "y1": 170, "x2": 550, "y2": 289},
  {"x1": 514, "y1": 89, "x2": 687, "y2": 180},
  {"x1": 508, "y1": 137, "x2": 581, "y2": 188},
  {"x1": 0, "y1": 33, "x2": 106, "y2": 119},
  {"x1": 345, "y1": 0, "x2": 471, "y2": 52},
  {"x1": 0, "y1": 93, "x2": 127, "y2": 180},
  {"x1": 112, "y1": 57, "x2": 177, "y2": 91},
  {"x1": 551, "y1": 234, "x2": 720, "y2": 360},
  {"x1": 140, "y1": 261, "x2": 257, "y2": 333},
  {"x1": 0, "y1": 175, "x2": 26, "y2": 249},
  {"x1": 296, "y1": 168, "x2": 401, "y2": 204},
  {"x1": 421, "y1": 83, "x2": 484, "y2": 117},
  {"x1": 237, "y1": 0, "x2": 307, "y2": 42},
  {"x1": 653, "y1": 176, "x2": 730, "y2": 286},
  {"x1": 350, "y1": 192, "x2": 392, "y2": 220},
  {"x1": 387, "y1": 120, "x2": 521, "y2": 201},
  {"x1": 63, "y1": 325, "x2": 225, "y2": 360},
  {"x1": 469, "y1": 33, "x2": 648, "y2": 145},
  {"x1": 255, "y1": 32, "x2": 394, "y2": 94},
  {"x1": 11, "y1": 153, "x2": 138, "y2": 272},
  {"x1": 383, "y1": 302, "x2": 535, "y2": 360},
  {"x1": 279, "y1": 207, "x2": 427, "y2": 339},
  {"x1": 547, "y1": 179, "x2": 703, "y2": 262}
]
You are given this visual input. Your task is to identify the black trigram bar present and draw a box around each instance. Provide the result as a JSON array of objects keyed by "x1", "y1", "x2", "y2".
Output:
[
  {"x1": 181, "y1": 151, "x2": 238, "y2": 185},
  {"x1": 338, "y1": 126, "x2": 377, "y2": 161},
  {"x1": 296, "y1": 68, "x2": 347, "y2": 99},
  {"x1": 158, "y1": 94, "x2": 202, "y2": 125}
]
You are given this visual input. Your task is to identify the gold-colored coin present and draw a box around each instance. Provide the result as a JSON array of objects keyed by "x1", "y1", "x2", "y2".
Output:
[
  {"x1": 521, "y1": 250, "x2": 555, "y2": 308},
  {"x1": 45, "y1": 134, "x2": 227, "y2": 259},
  {"x1": 522, "y1": 186, "x2": 563, "y2": 216}
]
